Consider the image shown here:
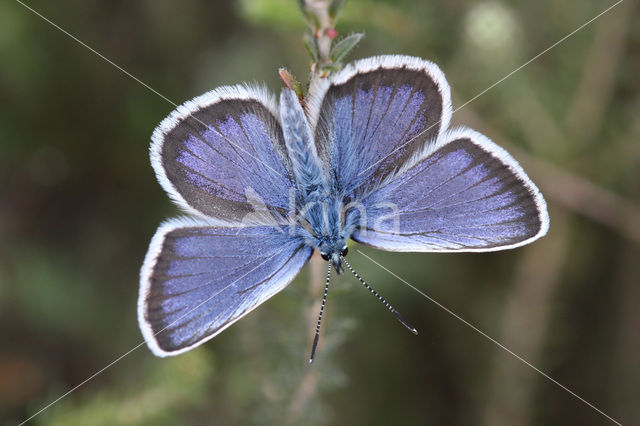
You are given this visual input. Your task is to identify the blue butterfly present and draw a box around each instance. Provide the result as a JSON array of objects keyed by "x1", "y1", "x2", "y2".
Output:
[{"x1": 138, "y1": 55, "x2": 549, "y2": 359}]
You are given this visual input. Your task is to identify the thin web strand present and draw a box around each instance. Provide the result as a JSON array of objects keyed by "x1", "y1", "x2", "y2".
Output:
[
  {"x1": 356, "y1": 0, "x2": 624, "y2": 179},
  {"x1": 13, "y1": 0, "x2": 625, "y2": 423},
  {"x1": 342, "y1": 256, "x2": 418, "y2": 335},
  {"x1": 13, "y1": 0, "x2": 285, "y2": 180},
  {"x1": 357, "y1": 250, "x2": 622, "y2": 426},
  {"x1": 19, "y1": 248, "x2": 280, "y2": 425}
]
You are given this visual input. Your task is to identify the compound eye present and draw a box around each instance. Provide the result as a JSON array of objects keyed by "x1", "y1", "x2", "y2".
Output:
[
  {"x1": 340, "y1": 245, "x2": 348, "y2": 257},
  {"x1": 320, "y1": 252, "x2": 330, "y2": 261}
]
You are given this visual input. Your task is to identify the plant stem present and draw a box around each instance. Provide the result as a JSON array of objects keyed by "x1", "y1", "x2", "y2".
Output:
[
  {"x1": 305, "y1": 0, "x2": 335, "y2": 90},
  {"x1": 287, "y1": 251, "x2": 324, "y2": 420}
]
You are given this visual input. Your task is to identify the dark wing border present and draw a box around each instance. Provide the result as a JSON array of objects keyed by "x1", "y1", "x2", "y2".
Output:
[
  {"x1": 138, "y1": 216, "x2": 312, "y2": 356},
  {"x1": 354, "y1": 126, "x2": 549, "y2": 252},
  {"x1": 150, "y1": 84, "x2": 287, "y2": 223}
]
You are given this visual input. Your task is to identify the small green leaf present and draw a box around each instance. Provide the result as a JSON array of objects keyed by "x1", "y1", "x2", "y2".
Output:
[
  {"x1": 329, "y1": 0, "x2": 347, "y2": 19},
  {"x1": 321, "y1": 62, "x2": 343, "y2": 73},
  {"x1": 303, "y1": 33, "x2": 319, "y2": 63},
  {"x1": 296, "y1": 0, "x2": 320, "y2": 28},
  {"x1": 278, "y1": 68, "x2": 305, "y2": 98},
  {"x1": 330, "y1": 32, "x2": 363, "y2": 63}
]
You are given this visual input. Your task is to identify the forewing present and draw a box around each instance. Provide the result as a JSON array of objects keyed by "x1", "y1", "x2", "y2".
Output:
[
  {"x1": 138, "y1": 218, "x2": 312, "y2": 356},
  {"x1": 152, "y1": 85, "x2": 294, "y2": 222},
  {"x1": 353, "y1": 128, "x2": 549, "y2": 252},
  {"x1": 308, "y1": 55, "x2": 452, "y2": 196}
]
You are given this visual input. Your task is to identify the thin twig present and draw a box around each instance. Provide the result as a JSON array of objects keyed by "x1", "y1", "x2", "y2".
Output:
[
  {"x1": 288, "y1": 252, "x2": 324, "y2": 420},
  {"x1": 305, "y1": 0, "x2": 335, "y2": 89},
  {"x1": 288, "y1": 0, "x2": 340, "y2": 419}
]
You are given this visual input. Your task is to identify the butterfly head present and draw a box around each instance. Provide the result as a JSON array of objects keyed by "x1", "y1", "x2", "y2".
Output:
[{"x1": 319, "y1": 244, "x2": 348, "y2": 274}]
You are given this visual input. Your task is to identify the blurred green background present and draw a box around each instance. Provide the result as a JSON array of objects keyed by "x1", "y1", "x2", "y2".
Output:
[{"x1": 1, "y1": 0, "x2": 639, "y2": 425}]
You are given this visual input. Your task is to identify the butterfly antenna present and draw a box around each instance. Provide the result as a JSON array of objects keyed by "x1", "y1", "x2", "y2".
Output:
[
  {"x1": 309, "y1": 261, "x2": 332, "y2": 364},
  {"x1": 341, "y1": 256, "x2": 418, "y2": 335}
]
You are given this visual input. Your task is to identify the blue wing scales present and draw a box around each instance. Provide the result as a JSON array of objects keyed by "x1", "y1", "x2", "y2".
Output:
[
  {"x1": 307, "y1": 55, "x2": 452, "y2": 196},
  {"x1": 151, "y1": 85, "x2": 294, "y2": 222},
  {"x1": 353, "y1": 128, "x2": 549, "y2": 252},
  {"x1": 138, "y1": 218, "x2": 312, "y2": 356}
]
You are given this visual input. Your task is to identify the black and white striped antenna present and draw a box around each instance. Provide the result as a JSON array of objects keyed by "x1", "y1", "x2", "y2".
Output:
[
  {"x1": 308, "y1": 257, "x2": 417, "y2": 364},
  {"x1": 341, "y1": 256, "x2": 418, "y2": 335},
  {"x1": 309, "y1": 261, "x2": 332, "y2": 364}
]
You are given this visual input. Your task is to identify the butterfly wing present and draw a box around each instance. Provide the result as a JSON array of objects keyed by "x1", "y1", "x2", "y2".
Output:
[
  {"x1": 152, "y1": 84, "x2": 294, "y2": 223},
  {"x1": 353, "y1": 127, "x2": 549, "y2": 251},
  {"x1": 139, "y1": 217, "x2": 312, "y2": 356},
  {"x1": 307, "y1": 55, "x2": 451, "y2": 196},
  {"x1": 142, "y1": 87, "x2": 312, "y2": 356}
]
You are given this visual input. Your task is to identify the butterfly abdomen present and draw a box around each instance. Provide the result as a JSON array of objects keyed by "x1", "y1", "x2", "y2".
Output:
[{"x1": 280, "y1": 89, "x2": 326, "y2": 195}]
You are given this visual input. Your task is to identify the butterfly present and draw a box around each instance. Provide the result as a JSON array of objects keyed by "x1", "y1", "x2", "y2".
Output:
[{"x1": 138, "y1": 55, "x2": 549, "y2": 360}]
